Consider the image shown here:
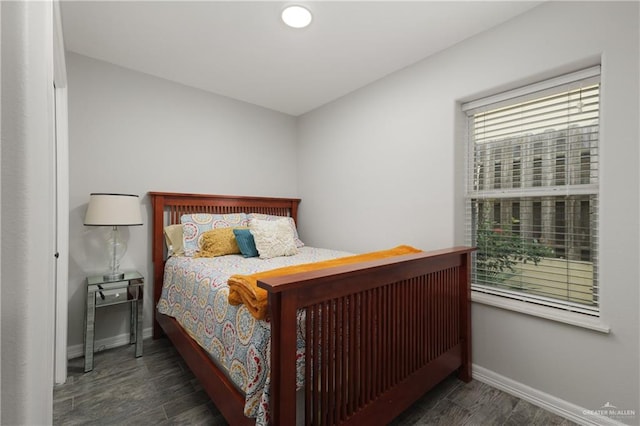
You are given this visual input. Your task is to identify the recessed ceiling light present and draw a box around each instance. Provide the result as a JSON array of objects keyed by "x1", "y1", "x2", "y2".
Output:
[{"x1": 281, "y1": 5, "x2": 312, "y2": 29}]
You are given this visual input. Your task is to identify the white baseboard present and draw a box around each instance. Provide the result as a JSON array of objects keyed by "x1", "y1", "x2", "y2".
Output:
[
  {"x1": 67, "y1": 327, "x2": 153, "y2": 360},
  {"x1": 473, "y1": 364, "x2": 627, "y2": 426}
]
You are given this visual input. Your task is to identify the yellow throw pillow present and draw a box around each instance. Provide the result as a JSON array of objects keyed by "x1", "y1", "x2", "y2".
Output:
[{"x1": 195, "y1": 227, "x2": 242, "y2": 258}]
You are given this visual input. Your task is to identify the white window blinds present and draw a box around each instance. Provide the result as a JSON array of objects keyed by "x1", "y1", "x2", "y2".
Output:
[{"x1": 463, "y1": 66, "x2": 600, "y2": 316}]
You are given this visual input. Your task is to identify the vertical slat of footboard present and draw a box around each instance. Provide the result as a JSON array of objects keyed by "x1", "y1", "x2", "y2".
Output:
[
  {"x1": 321, "y1": 301, "x2": 329, "y2": 425},
  {"x1": 335, "y1": 298, "x2": 343, "y2": 425},
  {"x1": 375, "y1": 288, "x2": 382, "y2": 396},
  {"x1": 305, "y1": 304, "x2": 312, "y2": 426},
  {"x1": 384, "y1": 285, "x2": 391, "y2": 392},
  {"x1": 364, "y1": 291, "x2": 371, "y2": 404},
  {"x1": 312, "y1": 304, "x2": 320, "y2": 426},
  {"x1": 340, "y1": 297, "x2": 348, "y2": 420},
  {"x1": 390, "y1": 286, "x2": 396, "y2": 387}
]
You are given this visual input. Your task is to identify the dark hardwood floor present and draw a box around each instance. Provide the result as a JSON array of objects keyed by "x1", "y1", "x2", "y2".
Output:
[{"x1": 54, "y1": 338, "x2": 575, "y2": 425}]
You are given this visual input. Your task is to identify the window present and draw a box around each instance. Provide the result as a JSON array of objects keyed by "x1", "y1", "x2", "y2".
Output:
[
  {"x1": 580, "y1": 151, "x2": 591, "y2": 184},
  {"x1": 555, "y1": 154, "x2": 566, "y2": 186},
  {"x1": 494, "y1": 161, "x2": 502, "y2": 189},
  {"x1": 512, "y1": 146, "x2": 521, "y2": 188},
  {"x1": 532, "y1": 143, "x2": 543, "y2": 187},
  {"x1": 464, "y1": 66, "x2": 600, "y2": 317},
  {"x1": 493, "y1": 148, "x2": 502, "y2": 189},
  {"x1": 493, "y1": 202, "x2": 501, "y2": 224},
  {"x1": 512, "y1": 202, "x2": 520, "y2": 235},
  {"x1": 532, "y1": 201, "x2": 542, "y2": 240},
  {"x1": 554, "y1": 200, "x2": 566, "y2": 255}
]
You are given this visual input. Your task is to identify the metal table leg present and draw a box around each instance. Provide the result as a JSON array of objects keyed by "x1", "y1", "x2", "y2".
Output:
[{"x1": 84, "y1": 289, "x2": 96, "y2": 372}]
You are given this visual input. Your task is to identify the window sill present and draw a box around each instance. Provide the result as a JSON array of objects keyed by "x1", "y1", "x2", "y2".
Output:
[{"x1": 471, "y1": 291, "x2": 611, "y2": 333}]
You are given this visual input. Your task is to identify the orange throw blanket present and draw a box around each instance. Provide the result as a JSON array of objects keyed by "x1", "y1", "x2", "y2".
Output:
[{"x1": 228, "y1": 245, "x2": 421, "y2": 320}]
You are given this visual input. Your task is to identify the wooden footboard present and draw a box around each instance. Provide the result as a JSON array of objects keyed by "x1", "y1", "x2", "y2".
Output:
[
  {"x1": 262, "y1": 247, "x2": 473, "y2": 426},
  {"x1": 149, "y1": 192, "x2": 474, "y2": 426}
]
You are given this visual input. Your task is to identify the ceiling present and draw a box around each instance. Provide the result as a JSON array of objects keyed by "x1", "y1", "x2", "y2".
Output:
[{"x1": 61, "y1": 1, "x2": 542, "y2": 116}]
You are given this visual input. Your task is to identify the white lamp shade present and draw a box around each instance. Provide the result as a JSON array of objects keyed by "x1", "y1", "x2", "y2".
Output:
[{"x1": 84, "y1": 193, "x2": 143, "y2": 226}]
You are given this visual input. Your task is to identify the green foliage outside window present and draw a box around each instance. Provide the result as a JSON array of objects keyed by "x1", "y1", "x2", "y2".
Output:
[{"x1": 475, "y1": 215, "x2": 554, "y2": 285}]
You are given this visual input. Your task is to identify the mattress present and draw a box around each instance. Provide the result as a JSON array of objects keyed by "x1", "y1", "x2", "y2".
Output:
[{"x1": 156, "y1": 246, "x2": 351, "y2": 424}]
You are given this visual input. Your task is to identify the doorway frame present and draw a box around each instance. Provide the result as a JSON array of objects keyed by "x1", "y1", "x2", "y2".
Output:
[{"x1": 53, "y1": 0, "x2": 68, "y2": 385}]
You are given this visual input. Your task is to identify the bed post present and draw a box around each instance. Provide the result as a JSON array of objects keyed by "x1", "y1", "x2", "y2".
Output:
[
  {"x1": 267, "y1": 291, "x2": 298, "y2": 426},
  {"x1": 458, "y1": 249, "x2": 473, "y2": 382},
  {"x1": 151, "y1": 193, "x2": 166, "y2": 339},
  {"x1": 289, "y1": 200, "x2": 299, "y2": 225}
]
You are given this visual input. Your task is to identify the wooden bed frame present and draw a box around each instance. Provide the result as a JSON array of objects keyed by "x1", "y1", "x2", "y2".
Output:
[{"x1": 150, "y1": 191, "x2": 474, "y2": 426}]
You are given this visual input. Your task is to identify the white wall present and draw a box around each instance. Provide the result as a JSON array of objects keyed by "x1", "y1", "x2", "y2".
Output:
[
  {"x1": 1, "y1": 1, "x2": 55, "y2": 423},
  {"x1": 298, "y1": 1, "x2": 639, "y2": 422},
  {"x1": 66, "y1": 53, "x2": 298, "y2": 348}
]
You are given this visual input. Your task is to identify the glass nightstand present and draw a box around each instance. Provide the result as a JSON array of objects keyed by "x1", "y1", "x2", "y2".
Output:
[{"x1": 84, "y1": 271, "x2": 144, "y2": 372}]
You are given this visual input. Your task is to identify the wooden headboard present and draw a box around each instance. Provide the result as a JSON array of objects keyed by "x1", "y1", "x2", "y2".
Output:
[{"x1": 148, "y1": 191, "x2": 301, "y2": 337}]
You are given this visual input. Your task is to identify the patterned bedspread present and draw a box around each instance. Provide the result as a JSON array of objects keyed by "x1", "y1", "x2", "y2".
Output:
[{"x1": 156, "y1": 247, "x2": 351, "y2": 424}]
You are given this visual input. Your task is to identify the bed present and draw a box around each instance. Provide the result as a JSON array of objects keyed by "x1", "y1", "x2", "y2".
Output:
[{"x1": 150, "y1": 191, "x2": 474, "y2": 425}]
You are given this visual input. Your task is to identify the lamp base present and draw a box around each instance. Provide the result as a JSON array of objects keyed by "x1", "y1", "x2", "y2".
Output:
[{"x1": 103, "y1": 271, "x2": 125, "y2": 281}]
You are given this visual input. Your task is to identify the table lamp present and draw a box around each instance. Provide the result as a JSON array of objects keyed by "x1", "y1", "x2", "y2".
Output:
[{"x1": 84, "y1": 193, "x2": 143, "y2": 281}]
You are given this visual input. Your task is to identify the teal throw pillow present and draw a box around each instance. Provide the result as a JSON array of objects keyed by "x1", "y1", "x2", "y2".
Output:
[{"x1": 233, "y1": 228, "x2": 259, "y2": 258}]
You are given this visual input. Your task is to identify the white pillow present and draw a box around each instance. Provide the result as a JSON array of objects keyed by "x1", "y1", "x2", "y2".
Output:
[
  {"x1": 249, "y1": 218, "x2": 298, "y2": 259},
  {"x1": 247, "y1": 213, "x2": 304, "y2": 247}
]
